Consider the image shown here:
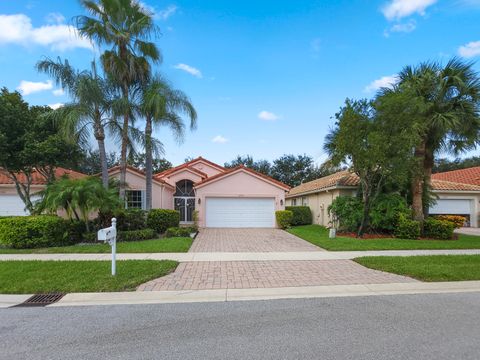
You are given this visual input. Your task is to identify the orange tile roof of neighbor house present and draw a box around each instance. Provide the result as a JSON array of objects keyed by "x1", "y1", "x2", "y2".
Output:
[
  {"x1": 430, "y1": 179, "x2": 480, "y2": 192},
  {"x1": 432, "y1": 166, "x2": 480, "y2": 186},
  {"x1": 287, "y1": 170, "x2": 360, "y2": 197},
  {"x1": 287, "y1": 169, "x2": 480, "y2": 197},
  {"x1": 0, "y1": 167, "x2": 86, "y2": 185}
]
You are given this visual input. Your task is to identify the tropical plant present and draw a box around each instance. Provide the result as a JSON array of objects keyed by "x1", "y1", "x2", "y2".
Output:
[
  {"x1": 325, "y1": 98, "x2": 418, "y2": 236},
  {"x1": 36, "y1": 58, "x2": 114, "y2": 187},
  {"x1": 36, "y1": 176, "x2": 122, "y2": 231},
  {"x1": 387, "y1": 58, "x2": 480, "y2": 223},
  {"x1": 139, "y1": 76, "x2": 197, "y2": 210},
  {"x1": 77, "y1": 0, "x2": 161, "y2": 200}
]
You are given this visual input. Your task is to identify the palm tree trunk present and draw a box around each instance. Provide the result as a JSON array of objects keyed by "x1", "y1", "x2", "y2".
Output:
[
  {"x1": 145, "y1": 116, "x2": 153, "y2": 211},
  {"x1": 119, "y1": 84, "x2": 129, "y2": 202},
  {"x1": 94, "y1": 119, "x2": 109, "y2": 189},
  {"x1": 119, "y1": 112, "x2": 129, "y2": 201},
  {"x1": 357, "y1": 178, "x2": 371, "y2": 238},
  {"x1": 423, "y1": 147, "x2": 434, "y2": 219},
  {"x1": 411, "y1": 140, "x2": 426, "y2": 223}
]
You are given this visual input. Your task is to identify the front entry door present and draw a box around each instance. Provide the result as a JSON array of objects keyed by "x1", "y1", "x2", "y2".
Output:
[{"x1": 174, "y1": 197, "x2": 195, "y2": 223}]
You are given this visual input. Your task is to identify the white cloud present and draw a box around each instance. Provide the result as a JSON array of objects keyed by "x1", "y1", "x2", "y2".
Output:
[
  {"x1": 17, "y1": 80, "x2": 53, "y2": 95},
  {"x1": 52, "y1": 88, "x2": 65, "y2": 96},
  {"x1": 48, "y1": 103, "x2": 64, "y2": 110},
  {"x1": 458, "y1": 41, "x2": 480, "y2": 58},
  {"x1": 157, "y1": 5, "x2": 178, "y2": 20},
  {"x1": 45, "y1": 12, "x2": 65, "y2": 24},
  {"x1": 173, "y1": 63, "x2": 202, "y2": 78},
  {"x1": 0, "y1": 14, "x2": 92, "y2": 51},
  {"x1": 212, "y1": 135, "x2": 228, "y2": 144},
  {"x1": 382, "y1": 0, "x2": 437, "y2": 20},
  {"x1": 258, "y1": 111, "x2": 280, "y2": 121},
  {"x1": 384, "y1": 19, "x2": 416, "y2": 36},
  {"x1": 364, "y1": 75, "x2": 398, "y2": 93}
]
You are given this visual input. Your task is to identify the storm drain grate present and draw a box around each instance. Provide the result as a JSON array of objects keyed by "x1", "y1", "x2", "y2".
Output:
[{"x1": 15, "y1": 293, "x2": 65, "y2": 307}]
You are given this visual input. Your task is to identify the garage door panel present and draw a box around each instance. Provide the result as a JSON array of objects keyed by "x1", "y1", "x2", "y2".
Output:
[
  {"x1": 206, "y1": 198, "x2": 275, "y2": 228},
  {"x1": 0, "y1": 195, "x2": 30, "y2": 216},
  {"x1": 429, "y1": 199, "x2": 472, "y2": 215}
]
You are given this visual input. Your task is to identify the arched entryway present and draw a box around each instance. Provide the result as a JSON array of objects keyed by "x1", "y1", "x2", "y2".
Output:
[{"x1": 174, "y1": 179, "x2": 195, "y2": 223}]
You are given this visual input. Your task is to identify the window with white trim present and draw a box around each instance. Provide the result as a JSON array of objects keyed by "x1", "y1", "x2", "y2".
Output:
[
  {"x1": 291, "y1": 198, "x2": 297, "y2": 206},
  {"x1": 126, "y1": 190, "x2": 145, "y2": 209},
  {"x1": 302, "y1": 196, "x2": 308, "y2": 206}
]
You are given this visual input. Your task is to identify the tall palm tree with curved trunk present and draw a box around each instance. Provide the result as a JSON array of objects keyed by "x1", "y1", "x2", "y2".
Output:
[
  {"x1": 140, "y1": 76, "x2": 197, "y2": 210},
  {"x1": 77, "y1": 0, "x2": 161, "y2": 199},
  {"x1": 394, "y1": 58, "x2": 480, "y2": 223},
  {"x1": 36, "y1": 57, "x2": 113, "y2": 188}
]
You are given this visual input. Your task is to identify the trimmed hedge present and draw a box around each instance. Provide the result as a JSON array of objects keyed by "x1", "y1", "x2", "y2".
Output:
[
  {"x1": 165, "y1": 226, "x2": 197, "y2": 238},
  {"x1": 146, "y1": 209, "x2": 180, "y2": 234},
  {"x1": 276, "y1": 210, "x2": 293, "y2": 229},
  {"x1": 394, "y1": 215, "x2": 420, "y2": 239},
  {"x1": 285, "y1": 206, "x2": 313, "y2": 226},
  {"x1": 328, "y1": 196, "x2": 363, "y2": 232},
  {"x1": 83, "y1": 228, "x2": 157, "y2": 242},
  {"x1": 424, "y1": 218, "x2": 455, "y2": 240},
  {"x1": 95, "y1": 208, "x2": 146, "y2": 231},
  {"x1": 434, "y1": 215, "x2": 466, "y2": 229},
  {"x1": 0, "y1": 216, "x2": 70, "y2": 249}
]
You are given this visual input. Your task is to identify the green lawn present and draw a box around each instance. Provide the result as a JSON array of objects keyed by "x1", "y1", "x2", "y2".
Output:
[
  {"x1": 0, "y1": 237, "x2": 193, "y2": 254},
  {"x1": 288, "y1": 225, "x2": 480, "y2": 251},
  {"x1": 0, "y1": 260, "x2": 178, "y2": 294},
  {"x1": 355, "y1": 255, "x2": 480, "y2": 282}
]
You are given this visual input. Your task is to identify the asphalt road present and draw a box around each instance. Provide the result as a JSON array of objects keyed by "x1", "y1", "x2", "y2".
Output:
[{"x1": 1, "y1": 292, "x2": 480, "y2": 360}]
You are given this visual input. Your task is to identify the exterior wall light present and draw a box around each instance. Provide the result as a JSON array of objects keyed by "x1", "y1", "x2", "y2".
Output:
[
  {"x1": 280, "y1": 199, "x2": 284, "y2": 206},
  {"x1": 198, "y1": 198, "x2": 201, "y2": 205}
]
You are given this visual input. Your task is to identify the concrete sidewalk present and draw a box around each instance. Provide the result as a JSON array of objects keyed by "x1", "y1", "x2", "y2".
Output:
[
  {"x1": 1, "y1": 249, "x2": 480, "y2": 262},
  {"x1": 2, "y1": 281, "x2": 479, "y2": 307}
]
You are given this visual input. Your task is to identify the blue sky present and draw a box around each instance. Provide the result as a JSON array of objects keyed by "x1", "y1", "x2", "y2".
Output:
[{"x1": 1, "y1": 0, "x2": 480, "y2": 166}]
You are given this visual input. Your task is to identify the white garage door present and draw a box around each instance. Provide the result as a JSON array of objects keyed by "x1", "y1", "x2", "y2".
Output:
[
  {"x1": 206, "y1": 197, "x2": 275, "y2": 228},
  {"x1": 429, "y1": 199, "x2": 472, "y2": 215},
  {"x1": 0, "y1": 195, "x2": 30, "y2": 216}
]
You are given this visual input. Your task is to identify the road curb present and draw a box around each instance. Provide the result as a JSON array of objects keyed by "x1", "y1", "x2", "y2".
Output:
[{"x1": 0, "y1": 281, "x2": 464, "y2": 307}]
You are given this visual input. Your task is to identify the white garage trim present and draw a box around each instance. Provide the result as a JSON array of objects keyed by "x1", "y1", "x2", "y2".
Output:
[
  {"x1": 429, "y1": 198, "x2": 476, "y2": 227},
  {"x1": 206, "y1": 197, "x2": 275, "y2": 228}
]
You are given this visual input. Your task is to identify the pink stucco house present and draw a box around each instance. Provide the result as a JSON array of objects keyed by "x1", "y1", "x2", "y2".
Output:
[{"x1": 110, "y1": 157, "x2": 290, "y2": 228}]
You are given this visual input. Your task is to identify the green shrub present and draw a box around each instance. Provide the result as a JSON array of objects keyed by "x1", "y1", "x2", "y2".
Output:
[
  {"x1": 0, "y1": 216, "x2": 70, "y2": 249},
  {"x1": 285, "y1": 206, "x2": 313, "y2": 226},
  {"x1": 95, "y1": 208, "x2": 146, "y2": 231},
  {"x1": 146, "y1": 209, "x2": 180, "y2": 234},
  {"x1": 328, "y1": 196, "x2": 363, "y2": 232},
  {"x1": 434, "y1": 215, "x2": 465, "y2": 229},
  {"x1": 165, "y1": 226, "x2": 197, "y2": 238},
  {"x1": 66, "y1": 220, "x2": 86, "y2": 243},
  {"x1": 370, "y1": 194, "x2": 410, "y2": 232},
  {"x1": 83, "y1": 228, "x2": 157, "y2": 242},
  {"x1": 276, "y1": 210, "x2": 293, "y2": 229},
  {"x1": 424, "y1": 218, "x2": 455, "y2": 240},
  {"x1": 394, "y1": 215, "x2": 420, "y2": 239}
]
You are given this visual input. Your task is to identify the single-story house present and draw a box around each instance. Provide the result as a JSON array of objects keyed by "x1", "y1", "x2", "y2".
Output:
[
  {"x1": 108, "y1": 157, "x2": 290, "y2": 227},
  {"x1": 286, "y1": 168, "x2": 480, "y2": 228},
  {"x1": 0, "y1": 167, "x2": 86, "y2": 216},
  {"x1": 1, "y1": 157, "x2": 290, "y2": 228}
]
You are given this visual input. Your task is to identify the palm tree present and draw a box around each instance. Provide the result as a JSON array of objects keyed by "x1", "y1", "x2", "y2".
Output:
[
  {"x1": 140, "y1": 76, "x2": 197, "y2": 210},
  {"x1": 36, "y1": 58, "x2": 113, "y2": 188},
  {"x1": 77, "y1": 0, "x2": 161, "y2": 200},
  {"x1": 37, "y1": 176, "x2": 122, "y2": 231},
  {"x1": 394, "y1": 58, "x2": 480, "y2": 223}
]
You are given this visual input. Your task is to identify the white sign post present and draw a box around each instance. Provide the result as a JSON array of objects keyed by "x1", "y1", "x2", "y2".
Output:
[{"x1": 97, "y1": 218, "x2": 117, "y2": 276}]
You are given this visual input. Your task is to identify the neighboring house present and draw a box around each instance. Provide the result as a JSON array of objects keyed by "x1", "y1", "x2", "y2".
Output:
[
  {"x1": 287, "y1": 168, "x2": 480, "y2": 228},
  {"x1": 0, "y1": 167, "x2": 86, "y2": 216}
]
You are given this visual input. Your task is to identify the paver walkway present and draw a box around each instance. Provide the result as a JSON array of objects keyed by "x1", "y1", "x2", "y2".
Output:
[
  {"x1": 189, "y1": 228, "x2": 322, "y2": 252},
  {"x1": 137, "y1": 260, "x2": 416, "y2": 291}
]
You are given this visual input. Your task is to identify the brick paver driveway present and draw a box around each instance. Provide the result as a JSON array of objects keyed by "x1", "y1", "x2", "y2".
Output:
[
  {"x1": 189, "y1": 228, "x2": 321, "y2": 252},
  {"x1": 137, "y1": 260, "x2": 416, "y2": 291}
]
